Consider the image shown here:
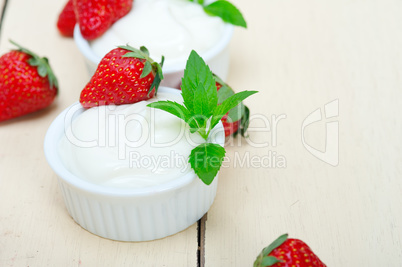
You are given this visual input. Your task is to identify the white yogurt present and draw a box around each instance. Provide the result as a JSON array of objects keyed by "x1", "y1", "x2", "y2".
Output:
[
  {"x1": 58, "y1": 92, "x2": 205, "y2": 189},
  {"x1": 90, "y1": 0, "x2": 225, "y2": 68}
]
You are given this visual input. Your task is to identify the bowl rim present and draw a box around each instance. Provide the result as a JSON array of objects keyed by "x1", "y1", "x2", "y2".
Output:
[
  {"x1": 73, "y1": 20, "x2": 234, "y2": 74},
  {"x1": 44, "y1": 87, "x2": 224, "y2": 198}
]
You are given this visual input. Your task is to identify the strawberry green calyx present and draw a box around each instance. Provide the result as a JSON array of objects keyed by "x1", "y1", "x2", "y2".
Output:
[
  {"x1": 119, "y1": 44, "x2": 164, "y2": 95},
  {"x1": 254, "y1": 234, "x2": 288, "y2": 267},
  {"x1": 9, "y1": 40, "x2": 59, "y2": 89}
]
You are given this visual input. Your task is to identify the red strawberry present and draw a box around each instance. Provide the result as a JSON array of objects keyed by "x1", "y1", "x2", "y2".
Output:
[
  {"x1": 113, "y1": 0, "x2": 133, "y2": 23},
  {"x1": 57, "y1": 0, "x2": 76, "y2": 37},
  {"x1": 80, "y1": 45, "x2": 163, "y2": 108},
  {"x1": 214, "y1": 74, "x2": 250, "y2": 137},
  {"x1": 73, "y1": 0, "x2": 113, "y2": 40},
  {"x1": 74, "y1": 0, "x2": 133, "y2": 40},
  {"x1": 254, "y1": 234, "x2": 326, "y2": 267},
  {"x1": 220, "y1": 113, "x2": 240, "y2": 136},
  {"x1": 0, "y1": 41, "x2": 58, "y2": 122}
]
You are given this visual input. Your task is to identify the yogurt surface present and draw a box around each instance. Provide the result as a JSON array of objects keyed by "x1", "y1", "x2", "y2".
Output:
[
  {"x1": 90, "y1": 0, "x2": 225, "y2": 69},
  {"x1": 58, "y1": 92, "x2": 205, "y2": 189}
]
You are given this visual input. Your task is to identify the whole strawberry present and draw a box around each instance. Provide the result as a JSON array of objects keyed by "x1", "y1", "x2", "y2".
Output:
[
  {"x1": 57, "y1": 0, "x2": 76, "y2": 37},
  {"x1": 74, "y1": 0, "x2": 133, "y2": 40},
  {"x1": 0, "y1": 41, "x2": 58, "y2": 122},
  {"x1": 214, "y1": 74, "x2": 250, "y2": 137},
  {"x1": 254, "y1": 234, "x2": 326, "y2": 267},
  {"x1": 80, "y1": 45, "x2": 163, "y2": 108}
]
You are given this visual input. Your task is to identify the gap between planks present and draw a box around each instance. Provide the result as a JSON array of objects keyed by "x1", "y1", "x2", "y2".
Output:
[
  {"x1": 197, "y1": 213, "x2": 207, "y2": 267},
  {"x1": 0, "y1": 0, "x2": 8, "y2": 41}
]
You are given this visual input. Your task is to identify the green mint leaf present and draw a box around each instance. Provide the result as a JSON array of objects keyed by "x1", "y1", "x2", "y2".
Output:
[
  {"x1": 181, "y1": 50, "x2": 218, "y2": 114},
  {"x1": 193, "y1": 83, "x2": 215, "y2": 138},
  {"x1": 147, "y1": 101, "x2": 187, "y2": 120},
  {"x1": 188, "y1": 0, "x2": 204, "y2": 3},
  {"x1": 147, "y1": 101, "x2": 198, "y2": 130},
  {"x1": 194, "y1": 81, "x2": 214, "y2": 118},
  {"x1": 203, "y1": 0, "x2": 247, "y2": 28},
  {"x1": 217, "y1": 84, "x2": 234, "y2": 104},
  {"x1": 141, "y1": 61, "x2": 152, "y2": 78},
  {"x1": 210, "y1": 90, "x2": 257, "y2": 130},
  {"x1": 227, "y1": 102, "x2": 244, "y2": 122},
  {"x1": 189, "y1": 143, "x2": 226, "y2": 185},
  {"x1": 147, "y1": 51, "x2": 258, "y2": 186},
  {"x1": 216, "y1": 76, "x2": 244, "y2": 123}
]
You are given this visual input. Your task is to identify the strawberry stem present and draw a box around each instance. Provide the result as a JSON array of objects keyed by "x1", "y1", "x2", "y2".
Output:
[
  {"x1": 119, "y1": 44, "x2": 164, "y2": 96},
  {"x1": 9, "y1": 40, "x2": 59, "y2": 89},
  {"x1": 254, "y1": 234, "x2": 288, "y2": 267}
]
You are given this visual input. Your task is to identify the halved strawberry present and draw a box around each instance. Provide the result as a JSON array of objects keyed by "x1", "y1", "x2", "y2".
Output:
[
  {"x1": 214, "y1": 74, "x2": 251, "y2": 137},
  {"x1": 80, "y1": 45, "x2": 163, "y2": 108}
]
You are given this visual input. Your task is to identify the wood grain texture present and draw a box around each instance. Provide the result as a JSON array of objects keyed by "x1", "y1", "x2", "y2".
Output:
[
  {"x1": 205, "y1": 0, "x2": 402, "y2": 266},
  {"x1": 0, "y1": 0, "x2": 198, "y2": 266},
  {"x1": 1, "y1": 0, "x2": 402, "y2": 266}
]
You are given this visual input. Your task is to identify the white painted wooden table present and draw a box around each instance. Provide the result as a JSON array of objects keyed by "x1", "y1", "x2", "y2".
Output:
[{"x1": 1, "y1": 0, "x2": 402, "y2": 266}]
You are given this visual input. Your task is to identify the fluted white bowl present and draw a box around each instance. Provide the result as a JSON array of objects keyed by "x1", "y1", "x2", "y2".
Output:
[
  {"x1": 73, "y1": 23, "x2": 233, "y2": 88},
  {"x1": 44, "y1": 87, "x2": 224, "y2": 241}
]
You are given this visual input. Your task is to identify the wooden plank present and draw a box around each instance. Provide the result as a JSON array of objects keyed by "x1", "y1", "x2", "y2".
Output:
[
  {"x1": 205, "y1": 0, "x2": 402, "y2": 266},
  {"x1": 0, "y1": 0, "x2": 198, "y2": 266}
]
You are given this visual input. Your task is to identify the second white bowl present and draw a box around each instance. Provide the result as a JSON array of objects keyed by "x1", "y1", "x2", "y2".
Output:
[{"x1": 74, "y1": 24, "x2": 234, "y2": 88}]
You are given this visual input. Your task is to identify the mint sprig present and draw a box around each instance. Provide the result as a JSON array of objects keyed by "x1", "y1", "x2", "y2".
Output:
[
  {"x1": 188, "y1": 0, "x2": 247, "y2": 28},
  {"x1": 147, "y1": 50, "x2": 257, "y2": 185}
]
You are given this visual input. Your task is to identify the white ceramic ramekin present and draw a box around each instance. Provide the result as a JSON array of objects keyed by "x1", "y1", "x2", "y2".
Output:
[
  {"x1": 44, "y1": 87, "x2": 225, "y2": 241},
  {"x1": 73, "y1": 23, "x2": 234, "y2": 88}
]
